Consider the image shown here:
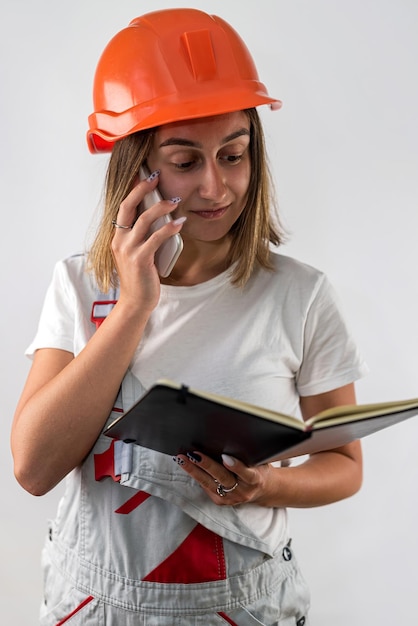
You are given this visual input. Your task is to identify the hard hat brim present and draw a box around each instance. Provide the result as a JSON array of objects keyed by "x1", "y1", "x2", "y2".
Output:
[{"x1": 87, "y1": 87, "x2": 282, "y2": 153}]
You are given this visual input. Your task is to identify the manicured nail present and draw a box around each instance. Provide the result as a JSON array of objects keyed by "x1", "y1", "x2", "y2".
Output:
[
  {"x1": 172, "y1": 456, "x2": 185, "y2": 466},
  {"x1": 172, "y1": 216, "x2": 187, "y2": 226},
  {"x1": 186, "y1": 452, "x2": 202, "y2": 463},
  {"x1": 221, "y1": 454, "x2": 236, "y2": 467},
  {"x1": 146, "y1": 169, "x2": 160, "y2": 182},
  {"x1": 170, "y1": 197, "x2": 182, "y2": 204}
]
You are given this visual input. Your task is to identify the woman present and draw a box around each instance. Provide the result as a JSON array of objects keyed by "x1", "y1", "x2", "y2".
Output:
[{"x1": 11, "y1": 9, "x2": 367, "y2": 625}]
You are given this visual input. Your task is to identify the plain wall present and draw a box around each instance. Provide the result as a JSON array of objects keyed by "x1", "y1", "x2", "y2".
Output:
[{"x1": 1, "y1": 1, "x2": 417, "y2": 624}]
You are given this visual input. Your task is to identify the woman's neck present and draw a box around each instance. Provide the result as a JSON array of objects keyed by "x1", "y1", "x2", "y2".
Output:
[{"x1": 161, "y1": 236, "x2": 232, "y2": 286}]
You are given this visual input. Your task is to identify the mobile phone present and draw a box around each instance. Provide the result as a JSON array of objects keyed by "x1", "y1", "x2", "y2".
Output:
[{"x1": 139, "y1": 166, "x2": 183, "y2": 277}]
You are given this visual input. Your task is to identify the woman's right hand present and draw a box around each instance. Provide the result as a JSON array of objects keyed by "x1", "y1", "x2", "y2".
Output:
[
  {"x1": 11, "y1": 175, "x2": 185, "y2": 496},
  {"x1": 111, "y1": 173, "x2": 183, "y2": 315}
]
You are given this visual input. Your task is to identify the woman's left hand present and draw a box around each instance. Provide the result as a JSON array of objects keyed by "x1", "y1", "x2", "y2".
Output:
[{"x1": 174, "y1": 451, "x2": 274, "y2": 506}]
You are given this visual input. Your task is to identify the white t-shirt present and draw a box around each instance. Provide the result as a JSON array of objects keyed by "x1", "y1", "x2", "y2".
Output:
[
  {"x1": 28, "y1": 251, "x2": 367, "y2": 416},
  {"x1": 27, "y1": 251, "x2": 368, "y2": 552}
]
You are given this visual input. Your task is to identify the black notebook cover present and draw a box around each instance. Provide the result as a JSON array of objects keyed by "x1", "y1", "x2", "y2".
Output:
[{"x1": 104, "y1": 382, "x2": 310, "y2": 466}]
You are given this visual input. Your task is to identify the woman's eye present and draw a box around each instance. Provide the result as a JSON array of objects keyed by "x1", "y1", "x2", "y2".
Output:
[
  {"x1": 173, "y1": 161, "x2": 195, "y2": 170},
  {"x1": 221, "y1": 154, "x2": 243, "y2": 164},
  {"x1": 171, "y1": 152, "x2": 245, "y2": 170}
]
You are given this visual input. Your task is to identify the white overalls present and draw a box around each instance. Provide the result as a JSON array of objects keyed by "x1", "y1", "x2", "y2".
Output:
[{"x1": 40, "y1": 368, "x2": 310, "y2": 625}]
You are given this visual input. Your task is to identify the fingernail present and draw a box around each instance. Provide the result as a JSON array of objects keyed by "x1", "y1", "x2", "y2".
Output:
[
  {"x1": 170, "y1": 197, "x2": 182, "y2": 204},
  {"x1": 146, "y1": 169, "x2": 160, "y2": 182},
  {"x1": 186, "y1": 452, "x2": 202, "y2": 463},
  {"x1": 222, "y1": 454, "x2": 236, "y2": 467},
  {"x1": 172, "y1": 456, "x2": 185, "y2": 466},
  {"x1": 172, "y1": 216, "x2": 187, "y2": 226}
]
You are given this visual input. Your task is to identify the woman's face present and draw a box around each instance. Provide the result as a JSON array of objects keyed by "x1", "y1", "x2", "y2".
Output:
[{"x1": 146, "y1": 111, "x2": 251, "y2": 244}]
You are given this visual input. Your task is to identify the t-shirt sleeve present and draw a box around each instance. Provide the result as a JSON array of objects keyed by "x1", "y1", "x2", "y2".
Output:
[
  {"x1": 296, "y1": 274, "x2": 368, "y2": 396},
  {"x1": 25, "y1": 260, "x2": 76, "y2": 358}
]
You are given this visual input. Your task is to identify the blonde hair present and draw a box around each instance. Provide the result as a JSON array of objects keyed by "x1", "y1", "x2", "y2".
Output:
[{"x1": 87, "y1": 109, "x2": 285, "y2": 292}]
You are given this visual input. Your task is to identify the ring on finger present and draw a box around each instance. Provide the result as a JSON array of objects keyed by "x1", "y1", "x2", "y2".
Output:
[
  {"x1": 112, "y1": 219, "x2": 133, "y2": 229},
  {"x1": 214, "y1": 479, "x2": 239, "y2": 497}
]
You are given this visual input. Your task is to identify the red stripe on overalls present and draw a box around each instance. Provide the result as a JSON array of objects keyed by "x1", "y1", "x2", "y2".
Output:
[
  {"x1": 56, "y1": 595, "x2": 94, "y2": 624},
  {"x1": 115, "y1": 491, "x2": 151, "y2": 514},
  {"x1": 143, "y1": 522, "x2": 226, "y2": 584},
  {"x1": 217, "y1": 613, "x2": 239, "y2": 625}
]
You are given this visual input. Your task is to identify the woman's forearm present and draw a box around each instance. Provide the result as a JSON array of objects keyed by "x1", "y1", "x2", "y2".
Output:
[
  {"x1": 11, "y1": 301, "x2": 149, "y2": 496},
  {"x1": 256, "y1": 442, "x2": 363, "y2": 508}
]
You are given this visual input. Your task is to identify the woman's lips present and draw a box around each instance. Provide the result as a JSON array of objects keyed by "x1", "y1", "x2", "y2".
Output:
[{"x1": 191, "y1": 206, "x2": 229, "y2": 219}]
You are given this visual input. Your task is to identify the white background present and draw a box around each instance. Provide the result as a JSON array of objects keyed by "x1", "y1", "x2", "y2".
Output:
[{"x1": 1, "y1": 1, "x2": 417, "y2": 624}]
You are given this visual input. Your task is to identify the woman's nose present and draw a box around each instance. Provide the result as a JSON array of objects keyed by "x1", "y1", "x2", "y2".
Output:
[{"x1": 198, "y1": 163, "x2": 227, "y2": 202}]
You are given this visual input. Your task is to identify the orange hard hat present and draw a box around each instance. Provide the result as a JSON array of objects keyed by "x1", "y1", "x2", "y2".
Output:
[{"x1": 87, "y1": 8, "x2": 281, "y2": 153}]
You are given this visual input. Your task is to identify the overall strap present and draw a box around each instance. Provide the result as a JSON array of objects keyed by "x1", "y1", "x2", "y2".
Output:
[
  {"x1": 90, "y1": 284, "x2": 144, "y2": 478},
  {"x1": 90, "y1": 284, "x2": 145, "y2": 417},
  {"x1": 90, "y1": 286, "x2": 119, "y2": 329}
]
